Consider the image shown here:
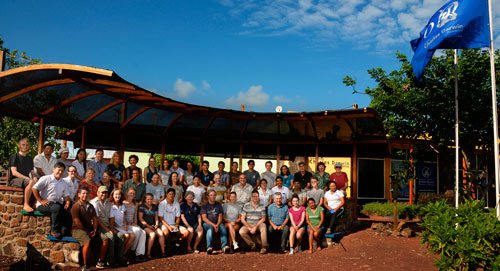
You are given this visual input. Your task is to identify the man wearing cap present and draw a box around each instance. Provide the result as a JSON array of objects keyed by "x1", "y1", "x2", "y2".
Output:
[
  {"x1": 329, "y1": 162, "x2": 349, "y2": 194},
  {"x1": 58, "y1": 147, "x2": 72, "y2": 177},
  {"x1": 90, "y1": 186, "x2": 127, "y2": 267},
  {"x1": 243, "y1": 160, "x2": 260, "y2": 187}
]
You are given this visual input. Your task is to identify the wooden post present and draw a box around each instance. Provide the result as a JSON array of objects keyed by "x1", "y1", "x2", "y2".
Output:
[
  {"x1": 239, "y1": 144, "x2": 243, "y2": 172},
  {"x1": 119, "y1": 103, "x2": 127, "y2": 158},
  {"x1": 199, "y1": 143, "x2": 205, "y2": 171},
  {"x1": 37, "y1": 118, "x2": 44, "y2": 154},
  {"x1": 160, "y1": 141, "x2": 166, "y2": 163},
  {"x1": 385, "y1": 157, "x2": 392, "y2": 201},
  {"x1": 315, "y1": 144, "x2": 319, "y2": 170},
  {"x1": 0, "y1": 50, "x2": 5, "y2": 72},
  {"x1": 81, "y1": 125, "x2": 86, "y2": 149},
  {"x1": 352, "y1": 143, "x2": 358, "y2": 219},
  {"x1": 276, "y1": 145, "x2": 281, "y2": 174}
]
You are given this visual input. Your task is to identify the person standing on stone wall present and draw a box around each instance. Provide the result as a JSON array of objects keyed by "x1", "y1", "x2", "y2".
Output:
[{"x1": 8, "y1": 137, "x2": 36, "y2": 212}]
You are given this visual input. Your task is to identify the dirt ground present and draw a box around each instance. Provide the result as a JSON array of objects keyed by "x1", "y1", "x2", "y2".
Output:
[{"x1": 1, "y1": 229, "x2": 438, "y2": 271}]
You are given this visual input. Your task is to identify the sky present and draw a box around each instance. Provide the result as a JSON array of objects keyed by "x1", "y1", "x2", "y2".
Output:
[{"x1": 2, "y1": 0, "x2": 499, "y2": 113}]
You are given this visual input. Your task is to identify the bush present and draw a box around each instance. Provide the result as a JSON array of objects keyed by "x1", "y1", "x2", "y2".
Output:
[
  {"x1": 361, "y1": 202, "x2": 422, "y2": 219},
  {"x1": 420, "y1": 199, "x2": 500, "y2": 270}
]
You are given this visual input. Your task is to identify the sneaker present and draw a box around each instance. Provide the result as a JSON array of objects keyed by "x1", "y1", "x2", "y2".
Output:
[
  {"x1": 223, "y1": 246, "x2": 231, "y2": 254},
  {"x1": 81, "y1": 265, "x2": 90, "y2": 271},
  {"x1": 96, "y1": 261, "x2": 105, "y2": 269},
  {"x1": 207, "y1": 248, "x2": 213, "y2": 255},
  {"x1": 289, "y1": 248, "x2": 294, "y2": 255},
  {"x1": 326, "y1": 228, "x2": 331, "y2": 235},
  {"x1": 233, "y1": 242, "x2": 239, "y2": 250},
  {"x1": 259, "y1": 248, "x2": 267, "y2": 254}
]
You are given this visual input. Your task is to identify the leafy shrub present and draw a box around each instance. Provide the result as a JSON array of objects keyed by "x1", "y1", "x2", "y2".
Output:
[
  {"x1": 420, "y1": 199, "x2": 500, "y2": 270},
  {"x1": 361, "y1": 202, "x2": 422, "y2": 219}
]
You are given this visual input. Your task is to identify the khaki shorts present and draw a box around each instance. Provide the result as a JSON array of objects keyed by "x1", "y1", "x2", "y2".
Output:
[{"x1": 72, "y1": 229, "x2": 90, "y2": 245}]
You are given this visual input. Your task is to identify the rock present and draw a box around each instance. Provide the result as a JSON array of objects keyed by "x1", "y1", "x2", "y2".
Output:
[
  {"x1": 396, "y1": 221, "x2": 406, "y2": 232},
  {"x1": 11, "y1": 195, "x2": 23, "y2": 205},
  {"x1": 2, "y1": 243, "x2": 13, "y2": 255},
  {"x1": 53, "y1": 243, "x2": 64, "y2": 250},
  {"x1": 10, "y1": 219, "x2": 19, "y2": 227},
  {"x1": 7, "y1": 205, "x2": 15, "y2": 213},
  {"x1": 401, "y1": 228, "x2": 413, "y2": 238},
  {"x1": 16, "y1": 239, "x2": 27, "y2": 247},
  {"x1": 35, "y1": 228, "x2": 45, "y2": 235},
  {"x1": 32, "y1": 241, "x2": 42, "y2": 249},
  {"x1": 50, "y1": 250, "x2": 65, "y2": 263},
  {"x1": 3, "y1": 194, "x2": 10, "y2": 203}
]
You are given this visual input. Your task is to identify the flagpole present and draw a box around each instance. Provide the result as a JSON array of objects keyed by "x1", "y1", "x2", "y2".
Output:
[
  {"x1": 487, "y1": 0, "x2": 500, "y2": 220},
  {"x1": 454, "y1": 49, "x2": 460, "y2": 209}
]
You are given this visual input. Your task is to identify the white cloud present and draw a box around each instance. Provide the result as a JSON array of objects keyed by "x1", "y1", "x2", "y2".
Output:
[
  {"x1": 273, "y1": 95, "x2": 291, "y2": 103},
  {"x1": 225, "y1": 85, "x2": 269, "y2": 107},
  {"x1": 201, "y1": 80, "x2": 211, "y2": 90},
  {"x1": 174, "y1": 78, "x2": 196, "y2": 98},
  {"x1": 220, "y1": 0, "x2": 500, "y2": 51}
]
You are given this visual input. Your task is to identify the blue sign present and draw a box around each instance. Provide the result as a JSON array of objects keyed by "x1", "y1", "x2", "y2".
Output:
[{"x1": 416, "y1": 162, "x2": 438, "y2": 193}]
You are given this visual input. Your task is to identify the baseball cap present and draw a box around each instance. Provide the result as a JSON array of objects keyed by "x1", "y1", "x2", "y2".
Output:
[
  {"x1": 98, "y1": 186, "x2": 109, "y2": 193},
  {"x1": 60, "y1": 147, "x2": 69, "y2": 153}
]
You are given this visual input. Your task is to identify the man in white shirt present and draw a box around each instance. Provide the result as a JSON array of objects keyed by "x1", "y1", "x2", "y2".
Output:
[
  {"x1": 159, "y1": 188, "x2": 181, "y2": 241},
  {"x1": 271, "y1": 176, "x2": 290, "y2": 204},
  {"x1": 33, "y1": 143, "x2": 57, "y2": 177},
  {"x1": 63, "y1": 165, "x2": 79, "y2": 200},
  {"x1": 231, "y1": 174, "x2": 254, "y2": 204},
  {"x1": 32, "y1": 162, "x2": 72, "y2": 238}
]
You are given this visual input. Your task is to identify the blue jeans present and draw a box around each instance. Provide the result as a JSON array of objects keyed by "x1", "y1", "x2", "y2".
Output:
[{"x1": 202, "y1": 223, "x2": 228, "y2": 249}]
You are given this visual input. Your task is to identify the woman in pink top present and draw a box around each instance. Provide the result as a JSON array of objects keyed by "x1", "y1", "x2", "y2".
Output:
[{"x1": 288, "y1": 194, "x2": 306, "y2": 254}]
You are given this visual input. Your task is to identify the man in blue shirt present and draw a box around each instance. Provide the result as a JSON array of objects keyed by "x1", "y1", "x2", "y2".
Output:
[{"x1": 267, "y1": 192, "x2": 289, "y2": 253}]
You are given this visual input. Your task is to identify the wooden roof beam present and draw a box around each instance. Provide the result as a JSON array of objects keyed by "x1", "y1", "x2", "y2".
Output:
[
  {"x1": 83, "y1": 99, "x2": 125, "y2": 124},
  {"x1": 120, "y1": 106, "x2": 152, "y2": 129},
  {"x1": 0, "y1": 78, "x2": 75, "y2": 103}
]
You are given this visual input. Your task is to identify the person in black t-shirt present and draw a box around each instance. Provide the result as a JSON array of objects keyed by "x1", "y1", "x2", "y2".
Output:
[
  {"x1": 293, "y1": 162, "x2": 313, "y2": 190},
  {"x1": 8, "y1": 137, "x2": 36, "y2": 212},
  {"x1": 138, "y1": 193, "x2": 165, "y2": 258}
]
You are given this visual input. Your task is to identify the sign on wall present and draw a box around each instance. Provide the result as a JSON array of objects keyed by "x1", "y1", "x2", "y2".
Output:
[
  {"x1": 416, "y1": 162, "x2": 438, "y2": 193},
  {"x1": 308, "y1": 157, "x2": 351, "y2": 197}
]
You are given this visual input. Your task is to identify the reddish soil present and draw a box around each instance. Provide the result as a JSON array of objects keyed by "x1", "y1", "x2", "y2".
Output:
[
  {"x1": 114, "y1": 229, "x2": 437, "y2": 271},
  {"x1": 0, "y1": 229, "x2": 438, "y2": 271}
]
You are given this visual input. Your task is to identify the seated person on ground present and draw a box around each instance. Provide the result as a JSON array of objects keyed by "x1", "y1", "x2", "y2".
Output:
[
  {"x1": 180, "y1": 191, "x2": 203, "y2": 253},
  {"x1": 109, "y1": 189, "x2": 136, "y2": 258},
  {"x1": 90, "y1": 186, "x2": 127, "y2": 267},
  {"x1": 32, "y1": 162, "x2": 72, "y2": 237},
  {"x1": 323, "y1": 181, "x2": 345, "y2": 237},
  {"x1": 159, "y1": 188, "x2": 187, "y2": 246},
  {"x1": 239, "y1": 190, "x2": 268, "y2": 254},
  {"x1": 123, "y1": 188, "x2": 147, "y2": 262},
  {"x1": 306, "y1": 197, "x2": 324, "y2": 253},
  {"x1": 223, "y1": 192, "x2": 242, "y2": 251},
  {"x1": 201, "y1": 189, "x2": 230, "y2": 254},
  {"x1": 288, "y1": 194, "x2": 306, "y2": 254},
  {"x1": 71, "y1": 187, "x2": 106, "y2": 270},
  {"x1": 267, "y1": 192, "x2": 290, "y2": 253},
  {"x1": 138, "y1": 193, "x2": 166, "y2": 258}
]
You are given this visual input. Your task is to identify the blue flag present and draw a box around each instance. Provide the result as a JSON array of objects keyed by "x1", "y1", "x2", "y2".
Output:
[{"x1": 410, "y1": 0, "x2": 490, "y2": 79}]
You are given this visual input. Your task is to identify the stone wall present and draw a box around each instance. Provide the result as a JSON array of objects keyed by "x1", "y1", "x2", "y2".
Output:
[{"x1": 0, "y1": 185, "x2": 80, "y2": 269}]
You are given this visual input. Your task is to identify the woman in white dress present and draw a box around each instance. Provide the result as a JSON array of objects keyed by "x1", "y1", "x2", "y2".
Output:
[
  {"x1": 109, "y1": 189, "x2": 135, "y2": 256},
  {"x1": 123, "y1": 188, "x2": 147, "y2": 262}
]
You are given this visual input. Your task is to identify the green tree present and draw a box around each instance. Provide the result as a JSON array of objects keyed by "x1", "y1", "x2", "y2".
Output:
[
  {"x1": 345, "y1": 49, "x2": 500, "y2": 190},
  {"x1": 0, "y1": 37, "x2": 65, "y2": 166}
]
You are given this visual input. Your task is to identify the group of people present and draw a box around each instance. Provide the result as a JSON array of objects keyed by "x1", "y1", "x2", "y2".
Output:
[{"x1": 7, "y1": 137, "x2": 348, "y2": 271}]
